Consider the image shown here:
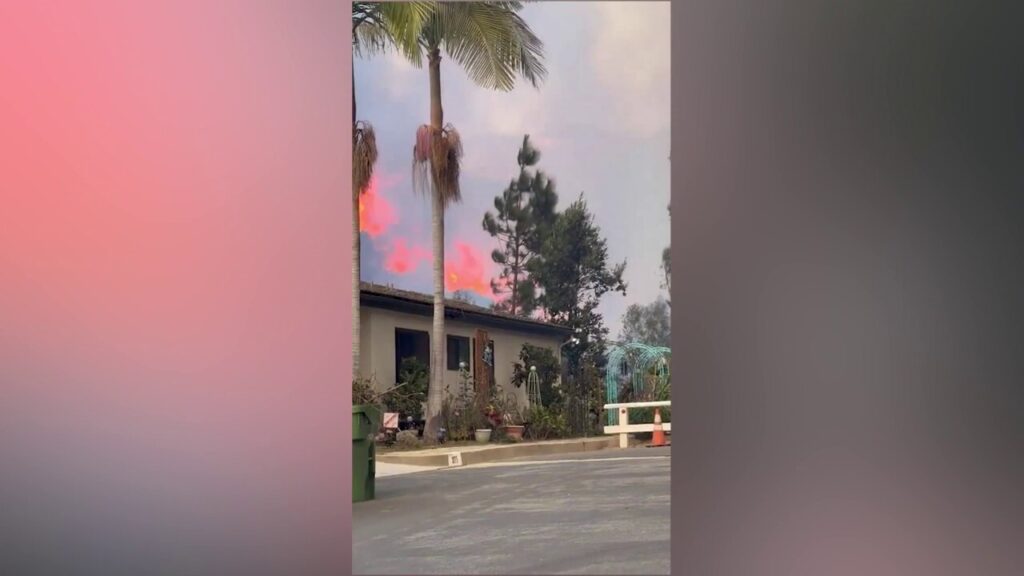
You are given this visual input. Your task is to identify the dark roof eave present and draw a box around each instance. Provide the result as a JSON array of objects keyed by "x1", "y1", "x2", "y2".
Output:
[{"x1": 360, "y1": 287, "x2": 571, "y2": 338}]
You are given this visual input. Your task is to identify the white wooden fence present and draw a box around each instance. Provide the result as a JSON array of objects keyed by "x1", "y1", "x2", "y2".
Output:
[{"x1": 603, "y1": 401, "x2": 671, "y2": 448}]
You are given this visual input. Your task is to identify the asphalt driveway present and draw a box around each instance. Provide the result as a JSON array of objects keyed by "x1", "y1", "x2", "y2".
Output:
[{"x1": 353, "y1": 447, "x2": 670, "y2": 575}]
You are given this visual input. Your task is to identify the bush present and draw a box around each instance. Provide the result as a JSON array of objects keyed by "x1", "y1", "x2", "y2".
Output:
[
  {"x1": 353, "y1": 376, "x2": 383, "y2": 406},
  {"x1": 512, "y1": 343, "x2": 562, "y2": 407},
  {"x1": 440, "y1": 399, "x2": 477, "y2": 441},
  {"x1": 383, "y1": 357, "x2": 428, "y2": 420},
  {"x1": 615, "y1": 371, "x2": 670, "y2": 429},
  {"x1": 524, "y1": 404, "x2": 569, "y2": 440},
  {"x1": 490, "y1": 391, "x2": 525, "y2": 426},
  {"x1": 440, "y1": 367, "x2": 485, "y2": 441},
  {"x1": 395, "y1": 430, "x2": 422, "y2": 449}
]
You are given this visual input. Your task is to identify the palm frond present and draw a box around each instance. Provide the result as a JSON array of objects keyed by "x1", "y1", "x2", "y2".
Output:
[
  {"x1": 411, "y1": 124, "x2": 463, "y2": 208},
  {"x1": 412, "y1": 124, "x2": 433, "y2": 198},
  {"x1": 353, "y1": 121, "x2": 378, "y2": 198},
  {"x1": 432, "y1": 124, "x2": 463, "y2": 207},
  {"x1": 377, "y1": 1, "x2": 434, "y2": 66},
  {"x1": 353, "y1": 1, "x2": 434, "y2": 67},
  {"x1": 428, "y1": 2, "x2": 547, "y2": 91},
  {"x1": 353, "y1": 22, "x2": 390, "y2": 58},
  {"x1": 413, "y1": 124, "x2": 432, "y2": 164}
]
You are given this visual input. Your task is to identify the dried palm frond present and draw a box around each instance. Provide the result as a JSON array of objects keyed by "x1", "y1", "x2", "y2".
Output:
[
  {"x1": 411, "y1": 123, "x2": 464, "y2": 209},
  {"x1": 431, "y1": 124, "x2": 463, "y2": 207},
  {"x1": 413, "y1": 124, "x2": 432, "y2": 164},
  {"x1": 412, "y1": 125, "x2": 433, "y2": 198},
  {"x1": 353, "y1": 121, "x2": 378, "y2": 198}
]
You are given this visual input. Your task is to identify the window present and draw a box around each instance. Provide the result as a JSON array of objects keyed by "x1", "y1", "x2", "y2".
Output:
[
  {"x1": 447, "y1": 335, "x2": 471, "y2": 371},
  {"x1": 395, "y1": 329, "x2": 429, "y2": 383}
]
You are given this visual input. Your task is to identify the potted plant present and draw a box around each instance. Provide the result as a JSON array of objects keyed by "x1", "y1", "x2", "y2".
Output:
[
  {"x1": 483, "y1": 401, "x2": 503, "y2": 429},
  {"x1": 455, "y1": 366, "x2": 491, "y2": 443},
  {"x1": 474, "y1": 427, "x2": 492, "y2": 443},
  {"x1": 498, "y1": 393, "x2": 525, "y2": 441},
  {"x1": 475, "y1": 399, "x2": 496, "y2": 443}
]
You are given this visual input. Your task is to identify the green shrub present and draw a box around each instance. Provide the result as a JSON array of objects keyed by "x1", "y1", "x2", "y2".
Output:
[
  {"x1": 382, "y1": 357, "x2": 428, "y2": 420},
  {"x1": 512, "y1": 343, "x2": 562, "y2": 407},
  {"x1": 524, "y1": 404, "x2": 569, "y2": 440},
  {"x1": 440, "y1": 367, "x2": 485, "y2": 441},
  {"x1": 610, "y1": 369, "x2": 671, "y2": 428}
]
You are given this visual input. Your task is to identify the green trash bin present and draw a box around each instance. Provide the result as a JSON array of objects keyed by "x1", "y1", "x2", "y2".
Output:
[{"x1": 353, "y1": 404, "x2": 380, "y2": 503}]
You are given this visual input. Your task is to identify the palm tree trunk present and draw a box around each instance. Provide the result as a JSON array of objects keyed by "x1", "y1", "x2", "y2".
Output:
[
  {"x1": 423, "y1": 48, "x2": 445, "y2": 442},
  {"x1": 352, "y1": 60, "x2": 361, "y2": 379},
  {"x1": 353, "y1": 178, "x2": 361, "y2": 379},
  {"x1": 429, "y1": 48, "x2": 443, "y2": 127}
]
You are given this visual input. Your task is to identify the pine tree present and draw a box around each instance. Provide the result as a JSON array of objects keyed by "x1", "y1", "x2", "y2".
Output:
[
  {"x1": 532, "y1": 194, "x2": 627, "y2": 372},
  {"x1": 482, "y1": 135, "x2": 558, "y2": 316}
]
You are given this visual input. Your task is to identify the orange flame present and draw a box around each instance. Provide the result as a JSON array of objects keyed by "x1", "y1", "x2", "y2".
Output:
[
  {"x1": 358, "y1": 175, "x2": 396, "y2": 237},
  {"x1": 384, "y1": 238, "x2": 430, "y2": 275},
  {"x1": 444, "y1": 242, "x2": 495, "y2": 300}
]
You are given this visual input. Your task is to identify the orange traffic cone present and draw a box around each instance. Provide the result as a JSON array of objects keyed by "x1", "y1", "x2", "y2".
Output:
[{"x1": 650, "y1": 408, "x2": 666, "y2": 447}]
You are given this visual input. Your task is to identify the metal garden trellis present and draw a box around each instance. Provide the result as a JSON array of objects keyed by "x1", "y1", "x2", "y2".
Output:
[
  {"x1": 526, "y1": 365, "x2": 542, "y2": 408},
  {"x1": 604, "y1": 342, "x2": 671, "y2": 425}
]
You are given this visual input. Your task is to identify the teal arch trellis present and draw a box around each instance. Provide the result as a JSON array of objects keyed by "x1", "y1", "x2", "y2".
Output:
[{"x1": 604, "y1": 342, "x2": 671, "y2": 425}]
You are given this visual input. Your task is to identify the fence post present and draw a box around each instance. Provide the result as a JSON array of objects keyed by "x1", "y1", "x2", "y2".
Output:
[{"x1": 618, "y1": 407, "x2": 629, "y2": 448}]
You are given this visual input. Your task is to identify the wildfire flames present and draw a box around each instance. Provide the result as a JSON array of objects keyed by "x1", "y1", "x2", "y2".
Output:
[
  {"x1": 444, "y1": 242, "x2": 493, "y2": 298},
  {"x1": 384, "y1": 238, "x2": 430, "y2": 275},
  {"x1": 358, "y1": 175, "x2": 396, "y2": 237},
  {"x1": 359, "y1": 171, "x2": 497, "y2": 301}
]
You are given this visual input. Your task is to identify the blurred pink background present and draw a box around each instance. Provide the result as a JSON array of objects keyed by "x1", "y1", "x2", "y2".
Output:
[{"x1": 0, "y1": 1, "x2": 352, "y2": 573}]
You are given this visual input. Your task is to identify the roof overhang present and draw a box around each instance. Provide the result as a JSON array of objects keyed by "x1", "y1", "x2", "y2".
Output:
[{"x1": 360, "y1": 288, "x2": 571, "y2": 339}]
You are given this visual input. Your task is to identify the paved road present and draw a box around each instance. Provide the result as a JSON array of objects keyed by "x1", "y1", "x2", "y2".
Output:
[{"x1": 353, "y1": 447, "x2": 670, "y2": 575}]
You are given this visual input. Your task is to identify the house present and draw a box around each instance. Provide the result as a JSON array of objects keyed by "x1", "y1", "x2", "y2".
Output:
[{"x1": 358, "y1": 282, "x2": 570, "y2": 407}]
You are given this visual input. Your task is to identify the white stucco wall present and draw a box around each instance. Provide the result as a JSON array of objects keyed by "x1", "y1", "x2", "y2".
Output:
[{"x1": 358, "y1": 306, "x2": 563, "y2": 407}]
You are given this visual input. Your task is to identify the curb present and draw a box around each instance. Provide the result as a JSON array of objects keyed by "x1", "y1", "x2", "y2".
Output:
[{"x1": 377, "y1": 436, "x2": 619, "y2": 468}]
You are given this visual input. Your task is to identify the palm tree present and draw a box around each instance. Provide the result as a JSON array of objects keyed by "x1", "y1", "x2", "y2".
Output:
[
  {"x1": 408, "y1": 2, "x2": 546, "y2": 441},
  {"x1": 351, "y1": 2, "x2": 433, "y2": 377}
]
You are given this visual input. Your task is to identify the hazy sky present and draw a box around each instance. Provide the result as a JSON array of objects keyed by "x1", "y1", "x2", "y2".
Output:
[{"x1": 355, "y1": 1, "x2": 670, "y2": 338}]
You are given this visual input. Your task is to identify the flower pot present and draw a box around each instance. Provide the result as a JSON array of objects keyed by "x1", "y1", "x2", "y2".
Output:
[
  {"x1": 474, "y1": 429, "x2": 492, "y2": 443},
  {"x1": 502, "y1": 425, "x2": 525, "y2": 441}
]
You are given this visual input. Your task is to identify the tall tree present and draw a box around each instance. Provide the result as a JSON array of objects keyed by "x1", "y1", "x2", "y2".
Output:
[
  {"x1": 619, "y1": 298, "x2": 671, "y2": 347},
  {"x1": 409, "y1": 2, "x2": 547, "y2": 441},
  {"x1": 351, "y1": 1, "x2": 432, "y2": 376},
  {"x1": 532, "y1": 194, "x2": 627, "y2": 373},
  {"x1": 483, "y1": 135, "x2": 558, "y2": 316},
  {"x1": 661, "y1": 203, "x2": 671, "y2": 306}
]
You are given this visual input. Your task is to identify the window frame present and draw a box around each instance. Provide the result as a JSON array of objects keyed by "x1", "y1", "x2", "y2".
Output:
[{"x1": 446, "y1": 334, "x2": 471, "y2": 371}]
